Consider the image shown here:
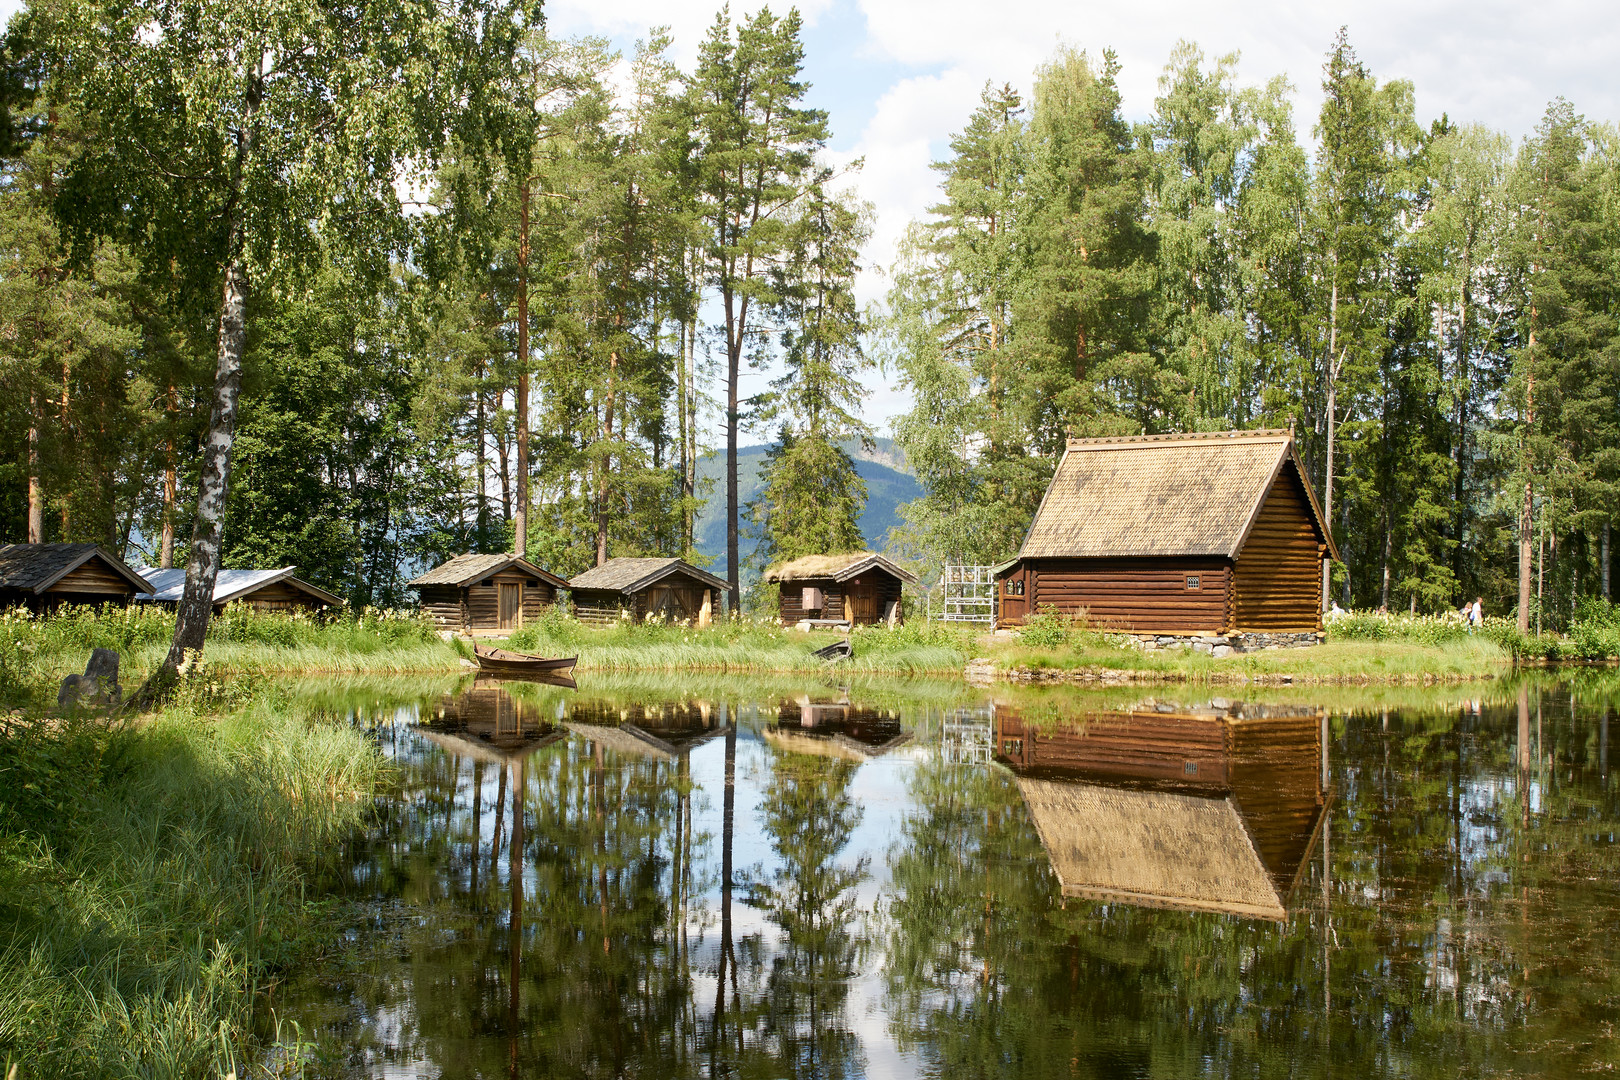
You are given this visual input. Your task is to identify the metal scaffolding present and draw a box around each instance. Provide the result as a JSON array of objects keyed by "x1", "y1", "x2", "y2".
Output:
[{"x1": 932, "y1": 564, "x2": 997, "y2": 624}]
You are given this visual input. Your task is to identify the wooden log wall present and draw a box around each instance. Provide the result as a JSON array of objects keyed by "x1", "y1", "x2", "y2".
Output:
[
  {"x1": 1226, "y1": 715, "x2": 1325, "y2": 889},
  {"x1": 574, "y1": 591, "x2": 629, "y2": 627},
  {"x1": 521, "y1": 581, "x2": 556, "y2": 623},
  {"x1": 994, "y1": 709, "x2": 1231, "y2": 788},
  {"x1": 238, "y1": 580, "x2": 329, "y2": 613},
  {"x1": 418, "y1": 585, "x2": 465, "y2": 629},
  {"x1": 1027, "y1": 557, "x2": 1229, "y2": 634},
  {"x1": 777, "y1": 573, "x2": 902, "y2": 626},
  {"x1": 1230, "y1": 473, "x2": 1324, "y2": 632}
]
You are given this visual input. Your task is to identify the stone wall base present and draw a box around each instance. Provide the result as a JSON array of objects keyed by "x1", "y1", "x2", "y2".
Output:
[{"x1": 1126, "y1": 630, "x2": 1324, "y2": 657}]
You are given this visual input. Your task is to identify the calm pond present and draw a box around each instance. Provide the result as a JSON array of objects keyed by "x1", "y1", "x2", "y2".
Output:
[{"x1": 271, "y1": 673, "x2": 1620, "y2": 1078}]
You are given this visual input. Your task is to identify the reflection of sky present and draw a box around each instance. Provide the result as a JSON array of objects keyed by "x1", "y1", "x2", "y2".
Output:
[{"x1": 297, "y1": 689, "x2": 1620, "y2": 1077}]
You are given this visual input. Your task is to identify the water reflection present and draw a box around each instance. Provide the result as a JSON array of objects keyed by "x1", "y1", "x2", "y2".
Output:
[
  {"x1": 992, "y1": 700, "x2": 1328, "y2": 919},
  {"x1": 276, "y1": 677, "x2": 1620, "y2": 1078}
]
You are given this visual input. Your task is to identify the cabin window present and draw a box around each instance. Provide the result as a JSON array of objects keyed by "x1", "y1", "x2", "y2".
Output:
[
  {"x1": 1004, "y1": 578, "x2": 1024, "y2": 596},
  {"x1": 1185, "y1": 575, "x2": 1201, "y2": 590},
  {"x1": 1001, "y1": 738, "x2": 1023, "y2": 757},
  {"x1": 1183, "y1": 760, "x2": 1199, "y2": 775},
  {"x1": 480, "y1": 578, "x2": 493, "y2": 588}
]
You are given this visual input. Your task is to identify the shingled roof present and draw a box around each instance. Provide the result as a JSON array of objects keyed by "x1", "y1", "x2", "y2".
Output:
[
  {"x1": 569, "y1": 557, "x2": 729, "y2": 595},
  {"x1": 0, "y1": 543, "x2": 150, "y2": 593},
  {"x1": 133, "y1": 566, "x2": 341, "y2": 607},
  {"x1": 1017, "y1": 429, "x2": 1337, "y2": 561},
  {"x1": 406, "y1": 552, "x2": 569, "y2": 590},
  {"x1": 764, "y1": 551, "x2": 919, "y2": 584}
]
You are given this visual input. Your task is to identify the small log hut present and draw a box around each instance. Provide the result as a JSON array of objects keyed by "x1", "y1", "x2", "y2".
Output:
[
  {"x1": 407, "y1": 553, "x2": 569, "y2": 634},
  {"x1": 134, "y1": 566, "x2": 340, "y2": 614},
  {"x1": 995, "y1": 430, "x2": 1338, "y2": 635},
  {"x1": 568, "y1": 557, "x2": 728, "y2": 627},
  {"x1": 763, "y1": 552, "x2": 917, "y2": 627},
  {"x1": 995, "y1": 702, "x2": 1327, "y2": 920},
  {"x1": 0, "y1": 543, "x2": 151, "y2": 612}
]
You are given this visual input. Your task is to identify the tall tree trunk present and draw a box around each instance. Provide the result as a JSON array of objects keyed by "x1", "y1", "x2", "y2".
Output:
[
  {"x1": 1603, "y1": 520, "x2": 1611, "y2": 602},
  {"x1": 596, "y1": 347, "x2": 617, "y2": 567},
  {"x1": 160, "y1": 381, "x2": 178, "y2": 568},
  {"x1": 476, "y1": 374, "x2": 488, "y2": 543},
  {"x1": 1379, "y1": 512, "x2": 1391, "y2": 611},
  {"x1": 725, "y1": 286, "x2": 741, "y2": 615},
  {"x1": 1518, "y1": 355, "x2": 1535, "y2": 635},
  {"x1": 163, "y1": 254, "x2": 248, "y2": 672},
  {"x1": 1453, "y1": 274, "x2": 1471, "y2": 587},
  {"x1": 58, "y1": 358, "x2": 70, "y2": 537},
  {"x1": 514, "y1": 183, "x2": 531, "y2": 559},
  {"x1": 26, "y1": 390, "x2": 41, "y2": 543},
  {"x1": 496, "y1": 399, "x2": 511, "y2": 523},
  {"x1": 1322, "y1": 272, "x2": 1339, "y2": 614},
  {"x1": 677, "y1": 308, "x2": 690, "y2": 552}
]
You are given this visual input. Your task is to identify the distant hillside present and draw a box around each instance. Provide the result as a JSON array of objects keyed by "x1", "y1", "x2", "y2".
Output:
[{"x1": 694, "y1": 437, "x2": 921, "y2": 575}]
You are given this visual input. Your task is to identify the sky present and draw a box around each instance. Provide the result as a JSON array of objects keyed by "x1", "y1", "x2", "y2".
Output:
[{"x1": 6, "y1": 0, "x2": 1615, "y2": 443}]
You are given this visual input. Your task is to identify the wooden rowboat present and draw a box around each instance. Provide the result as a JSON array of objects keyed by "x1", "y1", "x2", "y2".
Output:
[
  {"x1": 473, "y1": 644, "x2": 578, "y2": 681},
  {"x1": 812, "y1": 638, "x2": 853, "y2": 663}
]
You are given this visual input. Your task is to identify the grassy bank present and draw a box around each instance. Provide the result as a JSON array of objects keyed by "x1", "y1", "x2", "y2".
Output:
[
  {"x1": 0, "y1": 690, "x2": 385, "y2": 1078},
  {"x1": 0, "y1": 605, "x2": 464, "y2": 708},
  {"x1": 506, "y1": 611, "x2": 971, "y2": 675}
]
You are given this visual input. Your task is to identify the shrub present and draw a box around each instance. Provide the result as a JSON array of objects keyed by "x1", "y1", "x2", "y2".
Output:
[{"x1": 1019, "y1": 611, "x2": 1072, "y2": 650}]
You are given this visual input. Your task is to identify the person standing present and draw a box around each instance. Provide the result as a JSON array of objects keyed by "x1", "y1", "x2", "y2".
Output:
[{"x1": 1469, "y1": 597, "x2": 1484, "y2": 630}]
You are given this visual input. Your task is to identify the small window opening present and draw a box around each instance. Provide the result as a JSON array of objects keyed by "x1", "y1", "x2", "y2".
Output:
[
  {"x1": 1185, "y1": 575, "x2": 1201, "y2": 590},
  {"x1": 1005, "y1": 578, "x2": 1025, "y2": 596}
]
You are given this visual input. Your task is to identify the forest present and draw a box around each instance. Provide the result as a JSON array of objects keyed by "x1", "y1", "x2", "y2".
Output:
[{"x1": 0, "y1": 0, "x2": 1615, "y2": 631}]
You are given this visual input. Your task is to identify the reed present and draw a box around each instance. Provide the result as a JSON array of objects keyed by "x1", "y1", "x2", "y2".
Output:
[{"x1": 0, "y1": 697, "x2": 384, "y2": 1078}]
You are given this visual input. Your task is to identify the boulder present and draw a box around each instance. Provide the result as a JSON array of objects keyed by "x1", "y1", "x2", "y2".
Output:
[
  {"x1": 1211, "y1": 645, "x2": 1234, "y2": 658},
  {"x1": 58, "y1": 648, "x2": 121, "y2": 709}
]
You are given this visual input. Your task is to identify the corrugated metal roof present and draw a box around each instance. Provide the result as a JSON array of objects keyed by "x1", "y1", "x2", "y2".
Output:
[
  {"x1": 406, "y1": 553, "x2": 569, "y2": 589},
  {"x1": 0, "y1": 543, "x2": 150, "y2": 593},
  {"x1": 132, "y1": 566, "x2": 341, "y2": 607},
  {"x1": 764, "y1": 551, "x2": 919, "y2": 584},
  {"x1": 569, "y1": 557, "x2": 729, "y2": 594},
  {"x1": 1017, "y1": 430, "x2": 1334, "y2": 560}
]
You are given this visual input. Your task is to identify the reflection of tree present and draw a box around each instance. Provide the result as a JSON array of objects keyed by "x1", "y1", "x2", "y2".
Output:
[{"x1": 739, "y1": 744, "x2": 871, "y2": 1079}]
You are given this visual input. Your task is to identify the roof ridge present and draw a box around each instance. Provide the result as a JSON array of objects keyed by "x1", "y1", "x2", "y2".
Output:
[{"x1": 1065, "y1": 429, "x2": 1291, "y2": 450}]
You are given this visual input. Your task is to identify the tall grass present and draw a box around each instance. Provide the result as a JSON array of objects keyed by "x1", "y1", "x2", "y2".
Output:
[
  {"x1": 0, "y1": 604, "x2": 461, "y2": 708},
  {"x1": 0, "y1": 697, "x2": 384, "y2": 1078},
  {"x1": 504, "y1": 608, "x2": 975, "y2": 675}
]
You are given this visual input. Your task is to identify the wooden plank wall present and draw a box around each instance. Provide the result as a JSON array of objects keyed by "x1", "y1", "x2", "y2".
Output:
[
  {"x1": 521, "y1": 581, "x2": 556, "y2": 623},
  {"x1": 1226, "y1": 716, "x2": 1325, "y2": 889},
  {"x1": 1229, "y1": 473, "x2": 1323, "y2": 632},
  {"x1": 48, "y1": 558, "x2": 135, "y2": 597},
  {"x1": 1027, "y1": 557, "x2": 1229, "y2": 634}
]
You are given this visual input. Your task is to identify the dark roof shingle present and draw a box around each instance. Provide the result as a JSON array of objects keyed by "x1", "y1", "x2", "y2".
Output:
[
  {"x1": 0, "y1": 543, "x2": 150, "y2": 594},
  {"x1": 569, "y1": 557, "x2": 729, "y2": 594},
  {"x1": 407, "y1": 553, "x2": 568, "y2": 589}
]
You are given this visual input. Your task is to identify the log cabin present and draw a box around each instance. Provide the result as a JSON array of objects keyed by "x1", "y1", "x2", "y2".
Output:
[
  {"x1": 134, "y1": 566, "x2": 341, "y2": 614},
  {"x1": 0, "y1": 543, "x2": 151, "y2": 612},
  {"x1": 994, "y1": 430, "x2": 1338, "y2": 635},
  {"x1": 763, "y1": 551, "x2": 917, "y2": 627},
  {"x1": 994, "y1": 702, "x2": 1327, "y2": 919},
  {"x1": 407, "y1": 553, "x2": 569, "y2": 634},
  {"x1": 418, "y1": 677, "x2": 568, "y2": 763},
  {"x1": 568, "y1": 557, "x2": 728, "y2": 627}
]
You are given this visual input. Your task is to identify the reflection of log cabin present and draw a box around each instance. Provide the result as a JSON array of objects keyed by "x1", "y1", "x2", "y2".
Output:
[
  {"x1": 763, "y1": 552, "x2": 918, "y2": 627},
  {"x1": 418, "y1": 679, "x2": 568, "y2": 762},
  {"x1": 763, "y1": 695, "x2": 912, "y2": 761},
  {"x1": 996, "y1": 703, "x2": 1327, "y2": 920},
  {"x1": 134, "y1": 566, "x2": 340, "y2": 613},
  {"x1": 567, "y1": 557, "x2": 728, "y2": 626},
  {"x1": 564, "y1": 698, "x2": 726, "y2": 759},
  {"x1": 0, "y1": 543, "x2": 150, "y2": 612},
  {"x1": 994, "y1": 430, "x2": 1337, "y2": 635},
  {"x1": 407, "y1": 553, "x2": 569, "y2": 634}
]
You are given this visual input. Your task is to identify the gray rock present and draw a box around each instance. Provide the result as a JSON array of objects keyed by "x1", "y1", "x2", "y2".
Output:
[
  {"x1": 58, "y1": 648, "x2": 121, "y2": 709},
  {"x1": 1211, "y1": 645, "x2": 1234, "y2": 658},
  {"x1": 1192, "y1": 641, "x2": 1214, "y2": 654}
]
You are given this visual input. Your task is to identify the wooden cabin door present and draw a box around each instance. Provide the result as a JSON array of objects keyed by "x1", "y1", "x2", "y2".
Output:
[
  {"x1": 498, "y1": 582, "x2": 522, "y2": 630},
  {"x1": 848, "y1": 580, "x2": 880, "y2": 624}
]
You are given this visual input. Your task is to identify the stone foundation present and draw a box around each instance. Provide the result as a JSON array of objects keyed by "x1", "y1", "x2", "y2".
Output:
[{"x1": 1126, "y1": 630, "x2": 1323, "y2": 656}]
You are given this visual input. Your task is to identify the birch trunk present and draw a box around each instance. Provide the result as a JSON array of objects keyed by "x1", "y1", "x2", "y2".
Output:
[
  {"x1": 160, "y1": 381, "x2": 178, "y2": 568},
  {"x1": 26, "y1": 390, "x2": 41, "y2": 543},
  {"x1": 1322, "y1": 270, "x2": 1339, "y2": 614},
  {"x1": 1603, "y1": 521, "x2": 1611, "y2": 602},
  {"x1": 164, "y1": 253, "x2": 247, "y2": 668}
]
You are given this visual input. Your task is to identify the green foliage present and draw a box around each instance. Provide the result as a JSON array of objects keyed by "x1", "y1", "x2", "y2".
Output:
[
  {"x1": 1019, "y1": 610, "x2": 1073, "y2": 649},
  {"x1": 0, "y1": 701, "x2": 383, "y2": 1076}
]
